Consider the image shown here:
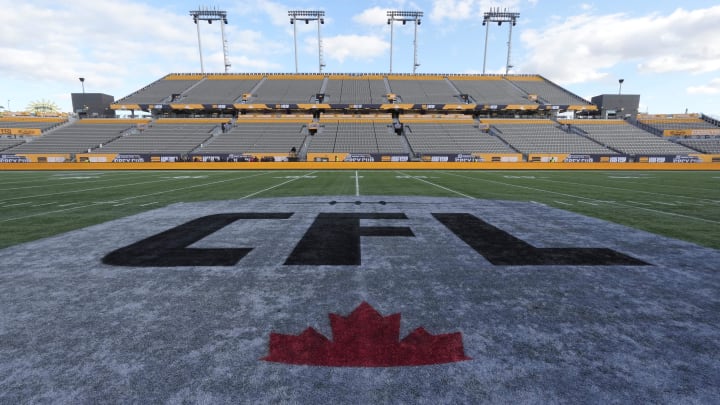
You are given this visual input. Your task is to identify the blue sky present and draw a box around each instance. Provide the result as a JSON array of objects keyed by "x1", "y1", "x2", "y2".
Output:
[{"x1": 1, "y1": 0, "x2": 719, "y2": 117}]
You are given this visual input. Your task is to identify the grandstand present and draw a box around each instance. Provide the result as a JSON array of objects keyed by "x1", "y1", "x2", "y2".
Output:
[
  {"x1": 489, "y1": 120, "x2": 614, "y2": 154},
  {"x1": 3, "y1": 73, "x2": 718, "y2": 163},
  {"x1": 96, "y1": 119, "x2": 223, "y2": 155},
  {"x1": 323, "y1": 75, "x2": 389, "y2": 104},
  {"x1": 566, "y1": 120, "x2": 700, "y2": 155},
  {"x1": 199, "y1": 120, "x2": 307, "y2": 155},
  {"x1": 5, "y1": 119, "x2": 143, "y2": 154}
]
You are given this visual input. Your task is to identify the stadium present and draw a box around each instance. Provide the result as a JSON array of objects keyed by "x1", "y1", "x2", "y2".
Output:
[{"x1": 1, "y1": 2, "x2": 720, "y2": 404}]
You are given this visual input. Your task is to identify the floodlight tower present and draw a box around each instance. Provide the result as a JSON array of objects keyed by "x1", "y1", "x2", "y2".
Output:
[
  {"x1": 190, "y1": 7, "x2": 231, "y2": 73},
  {"x1": 289, "y1": 10, "x2": 326, "y2": 73},
  {"x1": 482, "y1": 8, "x2": 520, "y2": 75},
  {"x1": 387, "y1": 11, "x2": 423, "y2": 74}
]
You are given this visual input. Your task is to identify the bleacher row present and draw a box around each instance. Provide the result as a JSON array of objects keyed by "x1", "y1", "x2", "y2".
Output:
[
  {"x1": 114, "y1": 73, "x2": 587, "y2": 107},
  {"x1": 3, "y1": 117, "x2": 718, "y2": 157}
]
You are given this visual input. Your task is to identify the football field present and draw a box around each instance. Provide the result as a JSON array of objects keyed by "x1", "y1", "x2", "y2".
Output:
[
  {"x1": 1, "y1": 169, "x2": 718, "y2": 249},
  {"x1": 2, "y1": 169, "x2": 720, "y2": 403}
]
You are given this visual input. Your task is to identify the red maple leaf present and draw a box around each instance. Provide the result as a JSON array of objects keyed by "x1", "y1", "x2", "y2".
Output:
[{"x1": 262, "y1": 302, "x2": 471, "y2": 367}]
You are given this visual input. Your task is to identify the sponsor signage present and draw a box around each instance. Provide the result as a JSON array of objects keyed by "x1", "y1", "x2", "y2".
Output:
[
  {"x1": 0, "y1": 128, "x2": 42, "y2": 136},
  {"x1": 0, "y1": 154, "x2": 29, "y2": 163}
]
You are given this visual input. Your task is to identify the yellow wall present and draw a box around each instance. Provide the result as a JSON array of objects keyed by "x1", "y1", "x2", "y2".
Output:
[{"x1": 3, "y1": 162, "x2": 719, "y2": 171}]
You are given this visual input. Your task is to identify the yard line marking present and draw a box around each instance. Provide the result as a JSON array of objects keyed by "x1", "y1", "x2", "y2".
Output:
[
  {"x1": 0, "y1": 177, "x2": 183, "y2": 204},
  {"x1": 510, "y1": 174, "x2": 719, "y2": 203},
  {"x1": 0, "y1": 171, "x2": 275, "y2": 223},
  {"x1": 554, "y1": 200, "x2": 572, "y2": 206},
  {"x1": 58, "y1": 202, "x2": 85, "y2": 207},
  {"x1": 677, "y1": 201, "x2": 704, "y2": 206},
  {"x1": 139, "y1": 202, "x2": 159, "y2": 207},
  {"x1": 4, "y1": 202, "x2": 32, "y2": 207},
  {"x1": 627, "y1": 201, "x2": 651, "y2": 206},
  {"x1": 240, "y1": 171, "x2": 318, "y2": 200},
  {"x1": 113, "y1": 203, "x2": 130, "y2": 207},
  {"x1": 397, "y1": 171, "x2": 475, "y2": 199},
  {"x1": 31, "y1": 202, "x2": 57, "y2": 207},
  {"x1": 441, "y1": 171, "x2": 720, "y2": 225},
  {"x1": 578, "y1": 200, "x2": 599, "y2": 206},
  {"x1": 654, "y1": 202, "x2": 677, "y2": 206},
  {"x1": 355, "y1": 170, "x2": 360, "y2": 197}
]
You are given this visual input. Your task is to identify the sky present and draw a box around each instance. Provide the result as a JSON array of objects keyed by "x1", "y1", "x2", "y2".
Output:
[{"x1": 1, "y1": 0, "x2": 719, "y2": 117}]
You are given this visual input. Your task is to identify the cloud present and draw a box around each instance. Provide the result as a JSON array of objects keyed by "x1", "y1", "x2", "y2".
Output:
[
  {"x1": 429, "y1": 0, "x2": 522, "y2": 22},
  {"x1": 320, "y1": 35, "x2": 390, "y2": 64},
  {"x1": 519, "y1": 6, "x2": 720, "y2": 85},
  {"x1": 687, "y1": 78, "x2": 720, "y2": 95},
  {"x1": 353, "y1": 7, "x2": 389, "y2": 26}
]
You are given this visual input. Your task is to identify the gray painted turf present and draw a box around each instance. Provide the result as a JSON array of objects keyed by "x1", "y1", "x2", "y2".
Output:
[{"x1": 1, "y1": 196, "x2": 719, "y2": 403}]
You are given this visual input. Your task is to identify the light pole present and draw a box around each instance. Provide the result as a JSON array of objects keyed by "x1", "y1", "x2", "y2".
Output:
[
  {"x1": 79, "y1": 77, "x2": 85, "y2": 94},
  {"x1": 387, "y1": 11, "x2": 423, "y2": 74},
  {"x1": 482, "y1": 8, "x2": 520, "y2": 75},
  {"x1": 289, "y1": 10, "x2": 326, "y2": 73},
  {"x1": 618, "y1": 78, "x2": 624, "y2": 95},
  {"x1": 190, "y1": 7, "x2": 231, "y2": 73}
]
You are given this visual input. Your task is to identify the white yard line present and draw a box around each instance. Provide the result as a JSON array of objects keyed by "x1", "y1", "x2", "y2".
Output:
[
  {"x1": 31, "y1": 202, "x2": 57, "y2": 207},
  {"x1": 396, "y1": 171, "x2": 475, "y2": 199},
  {"x1": 355, "y1": 171, "x2": 361, "y2": 197},
  {"x1": 240, "y1": 172, "x2": 318, "y2": 199},
  {"x1": 554, "y1": 200, "x2": 572, "y2": 206},
  {"x1": 4, "y1": 202, "x2": 32, "y2": 207},
  {"x1": 0, "y1": 171, "x2": 274, "y2": 223},
  {"x1": 139, "y1": 202, "x2": 159, "y2": 207},
  {"x1": 442, "y1": 171, "x2": 720, "y2": 225}
]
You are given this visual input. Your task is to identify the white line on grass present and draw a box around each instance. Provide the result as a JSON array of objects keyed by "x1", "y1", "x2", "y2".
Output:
[
  {"x1": 139, "y1": 202, "x2": 159, "y2": 207},
  {"x1": 396, "y1": 171, "x2": 475, "y2": 199},
  {"x1": 442, "y1": 171, "x2": 720, "y2": 225},
  {"x1": 554, "y1": 200, "x2": 572, "y2": 206},
  {"x1": 355, "y1": 170, "x2": 360, "y2": 197},
  {"x1": 4, "y1": 202, "x2": 32, "y2": 207},
  {"x1": 57, "y1": 202, "x2": 85, "y2": 207},
  {"x1": 0, "y1": 177, "x2": 186, "y2": 204},
  {"x1": 515, "y1": 174, "x2": 719, "y2": 203},
  {"x1": 240, "y1": 171, "x2": 318, "y2": 199},
  {"x1": 0, "y1": 171, "x2": 274, "y2": 223},
  {"x1": 31, "y1": 202, "x2": 57, "y2": 207}
]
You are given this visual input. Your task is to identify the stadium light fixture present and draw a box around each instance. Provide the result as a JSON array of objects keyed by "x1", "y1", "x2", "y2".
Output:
[
  {"x1": 79, "y1": 77, "x2": 85, "y2": 94},
  {"x1": 387, "y1": 11, "x2": 423, "y2": 74},
  {"x1": 189, "y1": 7, "x2": 232, "y2": 74},
  {"x1": 618, "y1": 78, "x2": 624, "y2": 95},
  {"x1": 482, "y1": 8, "x2": 520, "y2": 75},
  {"x1": 288, "y1": 10, "x2": 326, "y2": 73}
]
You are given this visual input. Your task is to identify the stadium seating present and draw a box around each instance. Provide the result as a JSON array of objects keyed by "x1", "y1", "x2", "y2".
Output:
[
  {"x1": 5, "y1": 120, "x2": 143, "y2": 153},
  {"x1": 0, "y1": 139, "x2": 25, "y2": 151},
  {"x1": 251, "y1": 76, "x2": 325, "y2": 104},
  {"x1": 488, "y1": 120, "x2": 613, "y2": 154},
  {"x1": 566, "y1": 121, "x2": 699, "y2": 155},
  {"x1": 323, "y1": 76, "x2": 389, "y2": 104},
  {"x1": 676, "y1": 138, "x2": 720, "y2": 153},
  {"x1": 198, "y1": 122, "x2": 307, "y2": 154},
  {"x1": 99, "y1": 119, "x2": 223, "y2": 154},
  {"x1": 307, "y1": 120, "x2": 406, "y2": 154},
  {"x1": 386, "y1": 76, "x2": 460, "y2": 104},
  {"x1": 8, "y1": 74, "x2": 716, "y2": 161},
  {"x1": 404, "y1": 122, "x2": 515, "y2": 154},
  {"x1": 449, "y1": 77, "x2": 531, "y2": 105}
]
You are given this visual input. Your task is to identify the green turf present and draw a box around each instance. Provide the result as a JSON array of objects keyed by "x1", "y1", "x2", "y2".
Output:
[{"x1": 0, "y1": 170, "x2": 718, "y2": 249}]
